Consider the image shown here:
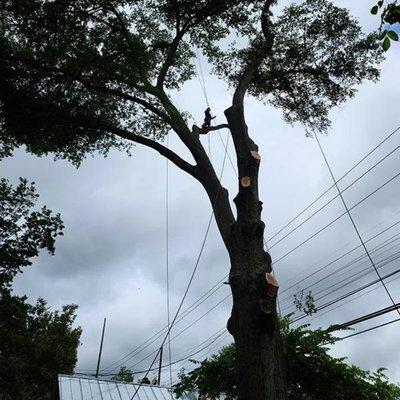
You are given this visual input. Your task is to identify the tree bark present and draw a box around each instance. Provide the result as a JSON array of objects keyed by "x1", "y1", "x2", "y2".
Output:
[{"x1": 222, "y1": 104, "x2": 287, "y2": 400}]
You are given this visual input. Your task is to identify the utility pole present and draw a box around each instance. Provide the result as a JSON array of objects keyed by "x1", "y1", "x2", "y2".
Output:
[
  {"x1": 95, "y1": 318, "x2": 107, "y2": 378},
  {"x1": 157, "y1": 346, "x2": 163, "y2": 385}
]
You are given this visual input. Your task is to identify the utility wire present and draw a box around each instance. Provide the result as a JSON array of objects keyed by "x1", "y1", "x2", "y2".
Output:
[
  {"x1": 267, "y1": 125, "x2": 400, "y2": 245},
  {"x1": 279, "y1": 229, "x2": 400, "y2": 306},
  {"x1": 274, "y1": 169, "x2": 400, "y2": 265},
  {"x1": 165, "y1": 135, "x2": 173, "y2": 393},
  {"x1": 340, "y1": 317, "x2": 400, "y2": 340},
  {"x1": 268, "y1": 141, "x2": 400, "y2": 250},
  {"x1": 315, "y1": 133, "x2": 400, "y2": 316},
  {"x1": 292, "y1": 267, "x2": 400, "y2": 323},
  {"x1": 280, "y1": 217, "x2": 400, "y2": 296}
]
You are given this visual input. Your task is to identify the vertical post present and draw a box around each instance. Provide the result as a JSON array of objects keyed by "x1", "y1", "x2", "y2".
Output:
[
  {"x1": 157, "y1": 346, "x2": 164, "y2": 385},
  {"x1": 95, "y1": 318, "x2": 107, "y2": 378}
]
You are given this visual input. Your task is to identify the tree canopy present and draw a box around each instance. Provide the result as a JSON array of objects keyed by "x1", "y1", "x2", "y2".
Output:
[
  {"x1": 0, "y1": 179, "x2": 81, "y2": 400},
  {"x1": 174, "y1": 318, "x2": 400, "y2": 400},
  {"x1": 0, "y1": 290, "x2": 82, "y2": 400},
  {"x1": 0, "y1": 177, "x2": 64, "y2": 284},
  {"x1": 0, "y1": 0, "x2": 382, "y2": 168}
]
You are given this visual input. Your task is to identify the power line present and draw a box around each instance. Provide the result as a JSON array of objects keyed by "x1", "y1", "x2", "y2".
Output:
[
  {"x1": 315, "y1": 133, "x2": 400, "y2": 316},
  {"x1": 292, "y1": 267, "x2": 400, "y2": 323},
  {"x1": 302, "y1": 275, "x2": 400, "y2": 327},
  {"x1": 329, "y1": 302, "x2": 400, "y2": 331},
  {"x1": 101, "y1": 275, "x2": 228, "y2": 373},
  {"x1": 130, "y1": 244, "x2": 400, "y2": 373},
  {"x1": 107, "y1": 197, "x2": 400, "y2": 375},
  {"x1": 280, "y1": 217, "x2": 400, "y2": 297},
  {"x1": 340, "y1": 317, "x2": 400, "y2": 340},
  {"x1": 169, "y1": 302, "x2": 400, "y2": 384},
  {"x1": 267, "y1": 125, "x2": 400, "y2": 245},
  {"x1": 268, "y1": 141, "x2": 400, "y2": 250},
  {"x1": 279, "y1": 229, "x2": 400, "y2": 306},
  {"x1": 127, "y1": 294, "x2": 230, "y2": 371},
  {"x1": 273, "y1": 169, "x2": 400, "y2": 265}
]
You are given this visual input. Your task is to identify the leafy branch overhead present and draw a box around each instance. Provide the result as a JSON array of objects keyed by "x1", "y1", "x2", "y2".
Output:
[
  {"x1": 371, "y1": 1, "x2": 400, "y2": 50},
  {"x1": 0, "y1": 0, "x2": 382, "y2": 169}
]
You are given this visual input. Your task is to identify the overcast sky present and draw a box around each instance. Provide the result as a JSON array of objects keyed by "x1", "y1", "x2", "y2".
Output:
[{"x1": 2, "y1": 0, "x2": 400, "y2": 387}]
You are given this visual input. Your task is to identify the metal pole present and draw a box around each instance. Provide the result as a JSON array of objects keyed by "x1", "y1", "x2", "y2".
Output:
[
  {"x1": 95, "y1": 318, "x2": 107, "y2": 378},
  {"x1": 157, "y1": 346, "x2": 163, "y2": 385}
]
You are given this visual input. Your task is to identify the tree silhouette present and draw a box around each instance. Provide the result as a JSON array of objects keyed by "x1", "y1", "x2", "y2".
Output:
[{"x1": 0, "y1": 1, "x2": 382, "y2": 398}]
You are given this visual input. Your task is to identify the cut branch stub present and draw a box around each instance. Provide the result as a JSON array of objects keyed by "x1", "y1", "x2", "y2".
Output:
[
  {"x1": 265, "y1": 273, "x2": 279, "y2": 299},
  {"x1": 250, "y1": 150, "x2": 261, "y2": 162},
  {"x1": 241, "y1": 176, "x2": 251, "y2": 187}
]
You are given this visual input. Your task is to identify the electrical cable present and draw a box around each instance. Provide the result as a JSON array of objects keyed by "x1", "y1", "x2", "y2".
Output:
[
  {"x1": 315, "y1": 133, "x2": 400, "y2": 316},
  {"x1": 267, "y1": 125, "x2": 400, "y2": 245},
  {"x1": 273, "y1": 169, "x2": 400, "y2": 265}
]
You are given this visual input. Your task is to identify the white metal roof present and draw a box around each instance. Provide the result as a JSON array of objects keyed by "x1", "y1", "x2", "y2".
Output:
[{"x1": 58, "y1": 375, "x2": 197, "y2": 400}]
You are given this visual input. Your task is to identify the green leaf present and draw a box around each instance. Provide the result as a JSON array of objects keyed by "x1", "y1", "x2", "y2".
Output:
[
  {"x1": 379, "y1": 29, "x2": 387, "y2": 40},
  {"x1": 371, "y1": 5, "x2": 379, "y2": 14},
  {"x1": 378, "y1": 0, "x2": 383, "y2": 7},
  {"x1": 387, "y1": 30, "x2": 399, "y2": 41},
  {"x1": 382, "y1": 36, "x2": 391, "y2": 51}
]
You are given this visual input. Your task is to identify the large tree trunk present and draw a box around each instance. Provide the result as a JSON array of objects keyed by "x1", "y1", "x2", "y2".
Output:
[
  {"x1": 227, "y1": 217, "x2": 286, "y2": 400},
  {"x1": 223, "y1": 104, "x2": 287, "y2": 400}
]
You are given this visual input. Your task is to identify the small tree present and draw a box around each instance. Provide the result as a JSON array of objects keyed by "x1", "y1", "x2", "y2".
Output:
[
  {"x1": 0, "y1": 1, "x2": 382, "y2": 398},
  {"x1": 174, "y1": 320, "x2": 400, "y2": 400},
  {"x1": 112, "y1": 366, "x2": 135, "y2": 383},
  {"x1": 0, "y1": 291, "x2": 82, "y2": 400},
  {"x1": 0, "y1": 179, "x2": 81, "y2": 400}
]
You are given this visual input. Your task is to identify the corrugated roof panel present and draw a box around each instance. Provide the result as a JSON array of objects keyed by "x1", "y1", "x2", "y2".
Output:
[{"x1": 58, "y1": 375, "x2": 193, "y2": 400}]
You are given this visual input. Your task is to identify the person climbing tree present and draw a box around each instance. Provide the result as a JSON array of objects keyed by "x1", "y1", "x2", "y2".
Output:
[
  {"x1": 0, "y1": 1, "x2": 383, "y2": 399},
  {"x1": 202, "y1": 107, "x2": 216, "y2": 129}
]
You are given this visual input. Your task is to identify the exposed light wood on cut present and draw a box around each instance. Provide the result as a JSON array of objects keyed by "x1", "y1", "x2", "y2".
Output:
[
  {"x1": 265, "y1": 273, "x2": 279, "y2": 298},
  {"x1": 250, "y1": 150, "x2": 261, "y2": 161},
  {"x1": 241, "y1": 176, "x2": 251, "y2": 187}
]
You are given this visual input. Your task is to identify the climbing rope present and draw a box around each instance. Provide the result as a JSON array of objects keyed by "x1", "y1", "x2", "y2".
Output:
[{"x1": 165, "y1": 135, "x2": 173, "y2": 396}]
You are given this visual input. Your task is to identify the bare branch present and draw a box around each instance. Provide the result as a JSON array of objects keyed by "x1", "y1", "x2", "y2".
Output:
[
  {"x1": 193, "y1": 124, "x2": 230, "y2": 135},
  {"x1": 102, "y1": 125, "x2": 199, "y2": 178}
]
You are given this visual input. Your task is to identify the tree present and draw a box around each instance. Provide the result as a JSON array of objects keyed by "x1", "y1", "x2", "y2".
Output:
[
  {"x1": 112, "y1": 366, "x2": 135, "y2": 383},
  {"x1": 0, "y1": 289, "x2": 82, "y2": 400},
  {"x1": 174, "y1": 319, "x2": 400, "y2": 400},
  {"x1": 0, "y1": 177, "x2": 64, "y2": 284},
  {"x1": 0, "y1": 1, "x2": 383, "y2": 398},
  {"x1": 0, "y1": 178, "x2": 81, "y2": 400}
]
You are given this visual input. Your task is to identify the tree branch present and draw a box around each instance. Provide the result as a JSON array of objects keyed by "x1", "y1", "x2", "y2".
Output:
[
  {"x1": 193, "y1": 124, "x2": 230, "y2": 135},
  {"x1": 102, "y1": 126, "x2": 199, "y2": 178},
  {"x1": 156, "y1": 29, "x2": 186, "y2": 89},
  {"x1": 0, "y1": 53, "x2": 170, "y2": 122}
]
